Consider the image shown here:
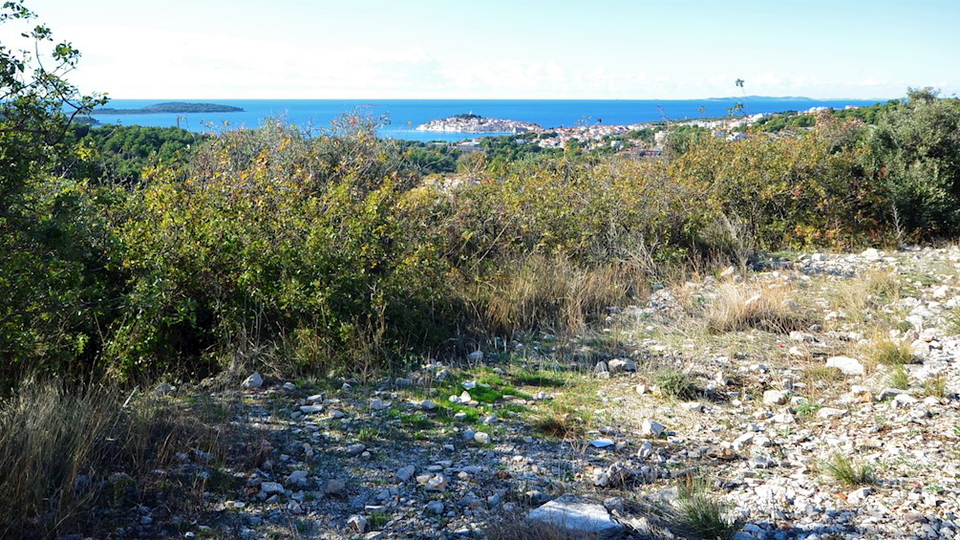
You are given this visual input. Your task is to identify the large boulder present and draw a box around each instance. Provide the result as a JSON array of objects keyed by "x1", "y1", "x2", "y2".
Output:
[{"x1": 525, "y1": 494, "x2": 623, "y2": 538}]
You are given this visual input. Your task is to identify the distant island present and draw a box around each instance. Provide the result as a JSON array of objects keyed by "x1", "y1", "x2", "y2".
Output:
[
  {"x1": 91, "y1": 102, "x2": 244, "y2": 115},
  {"x1": 417, "y1": 113, "x2": 541, "y2": 133}
]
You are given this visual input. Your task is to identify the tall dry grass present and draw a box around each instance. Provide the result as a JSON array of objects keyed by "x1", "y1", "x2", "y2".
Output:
[
  {"x1": 704, "y1": 281, "x2": 813, "y2": 334},
  {"x1": 0, "y1": 381, "x2": 228, "y2": 538},
  {"x1": 460, "y1": 254, "x2": 648, "y2": 339}
]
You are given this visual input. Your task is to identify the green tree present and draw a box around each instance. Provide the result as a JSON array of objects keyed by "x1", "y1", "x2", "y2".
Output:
[
  {"x1": 864, "y1": 87, "x2": 960, "y2": 236},
  {"x1": 0, "y1": 0, "x2": 110, "y2": 379}
]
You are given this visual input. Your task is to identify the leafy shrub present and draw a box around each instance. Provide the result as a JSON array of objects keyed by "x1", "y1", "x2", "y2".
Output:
[
  {"x1": 654, "y1": 367, "x2": 699, "y2": 400},
  {"x1": 108, "y1": 121, "x2": 452, "y2": 377},
  {"x1": 672, "y1": 130, "x2": 887, "y2": 250}
]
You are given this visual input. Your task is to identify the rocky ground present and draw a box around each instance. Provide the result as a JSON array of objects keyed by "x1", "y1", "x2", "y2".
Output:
[{"x1": 86, "y1": 245, "x2": 960, "y2": 540}]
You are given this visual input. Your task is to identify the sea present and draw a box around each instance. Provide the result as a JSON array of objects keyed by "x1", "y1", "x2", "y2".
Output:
[{"x1": 91, "y1": 98, "x2": 890, "y2": 142}]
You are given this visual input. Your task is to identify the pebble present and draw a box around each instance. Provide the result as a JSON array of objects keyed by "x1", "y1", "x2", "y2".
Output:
[{"x1": 242, "y1": 372, "x2": 264, "y2": 389}]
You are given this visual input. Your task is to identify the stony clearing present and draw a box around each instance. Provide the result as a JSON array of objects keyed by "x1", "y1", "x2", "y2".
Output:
[{"x1": 96, "y1": 245, "x2": 960, "y2": 540}]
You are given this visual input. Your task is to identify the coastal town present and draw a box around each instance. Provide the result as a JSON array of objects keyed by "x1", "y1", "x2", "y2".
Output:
[
  {"x1": 419, "y1": 105, "x2": 862, "y2": 154},
  {"x1": 416, "y1": 113, "x2": 541, "y2": 133}
]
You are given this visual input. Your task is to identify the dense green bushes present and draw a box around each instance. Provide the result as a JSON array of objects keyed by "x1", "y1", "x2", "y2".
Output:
[
  {"x1": 862, "y1": 88, "x2": 960, "y2": 236},
  {"x1": 108, "y1": 121, "x2": 453, "y2": 377},
  {"x1": 4, "y1": 36, "x2": 960, "y2": 386}
]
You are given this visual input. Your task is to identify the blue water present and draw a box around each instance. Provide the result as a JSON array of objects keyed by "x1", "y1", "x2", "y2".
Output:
[{"x1": 90, "y1": 98, "x2": 890, "y2": 141}]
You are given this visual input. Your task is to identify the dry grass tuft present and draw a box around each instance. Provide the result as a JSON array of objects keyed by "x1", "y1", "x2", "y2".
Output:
[
  {"x1": 672, "y1": 473, "x2": 742, "y2": 540},
  {"x1": 827, "y1": 270, "x2": 903, "y2": 324},
  {"x1": 866, "y1": 338, "x2": 915, "y2": 367},
  {"x1": 886, "y1": 364, "x2": 910, "y2": 390},
  {"x1": 464, "y1": 254, "x2": 647, "y2": 338},
  {"x1": 0, "y1": 381, "x2": 229, "y2": 538},
  {"x1": 533, "y1": 409, "x2": 585, "y2": 440},
  {"x1": 704, "y1": 282, "x2": 812, "y2": 334},
  {"x1": 923, "y1": 375, "x2": 947, "y2": 398}
]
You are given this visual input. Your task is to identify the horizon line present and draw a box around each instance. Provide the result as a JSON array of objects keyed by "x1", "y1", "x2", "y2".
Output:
[{"x1": 101, "y1": 95, "x2": 898, "y2": 102}]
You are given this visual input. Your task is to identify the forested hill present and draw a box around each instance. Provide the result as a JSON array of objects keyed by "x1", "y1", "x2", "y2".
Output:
[{"x1": 91, "y1": 102, "x2": 244, "y2": 114}]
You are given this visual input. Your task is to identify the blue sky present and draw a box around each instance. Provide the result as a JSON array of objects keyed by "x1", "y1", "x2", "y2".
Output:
[{"x1": 6, "y1": 0, "x2": 958, "y2": 99}]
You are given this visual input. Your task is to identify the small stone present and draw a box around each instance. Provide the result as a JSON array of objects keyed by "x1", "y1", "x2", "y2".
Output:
[
  {"x1": 454, "y1": 412, "x2": 467, "y2": 421},
  {"x1": 817, "y1": 407, "x2": 847, "y2": 419},
  {"x1": 285, "y1": 470, "x2": 309, "y2": 487},
  {"x1": 772, "y1": 412, "x2": 795, "y2": 423},
  {"x1": 826, "y1": 356, "x2": 864, "y2": 376},
  {"x1": 369, "y1": 398, "x2": 387, "y2": 410},
  {"x1": 608, "y1": 358, "x2": 637, "y2": 372},
  {"x1": 324, "y1": 479, "x2": 346, "y2": 495},
  {"x1": 473, "y1": 432, "x2": 491, "y2": 445},
  {"x1": 750, "y1": 456, "x2": 775, "y2": 468},
  {"x1": 347, "y1": 515, "x2": 367, "y2": 533},
  {"x1": 590, "y1": 438, "x2": 615, "y2": 448},
  {"x1": 847, "y1": 487, "x2": 874, "y2": 504},
  {"x1": 346, "y1": 443, "x2": 366, "y2": 456},
  {"x1": 641, "y1": 419, "x2": 667, "y2": 437},
  {"x1": 242, "y1": 372, "x2": 264, "y2": 389},
  {"x1": 396, "y1": 465, "x2": 417, "y2": 483},
  {"x1": 420, "y1": 400, "x2": 436, "y2": 410},
  {"x1": 733, "y1": 433, "x2": 754, "y2": 452},
  {"x1": 299, "y1": 405, "x2": 323, "y2": 414},
  {"x1": 425, "y1": 500, "x2": 445, "y2": 514},
  {"x1": 425, "y1": 475, "x2": 448, "y2": 492},
  {"x1": 763, "y1": 390, "x2": 789, "y2": 405},
  {"x1": 635, "y1": 384, "x2": 648, "y2": 395},
  {"x1": 637, "y1": 441, "x2": 654, "y2": 460},
  {"x1": 467, "y1": 350, "x2": 484, "y2": 362},
  {"x1": 282, "y1": 382, "x2": 297, "y2": 391},
  {"x1": 261, "y1": 481, "x2": 284, "y2": 495},
  {"x1": 894, "y1": 393, "x2": 918, "y2": 406}
]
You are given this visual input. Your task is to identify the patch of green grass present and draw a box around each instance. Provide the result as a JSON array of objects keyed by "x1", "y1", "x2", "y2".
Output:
[
  {"x1": 478, "y1": 374, "x2": 508, "y2": 386},
  {"x1": 653, "y1": 367, "x2": 699, "y2": 400},
  {"x1": 500, "y1": 403, "x2": 530, "y2": 414},
  {"x1": 511, "y1": 369, "x2": 566, "y2": 388},
  {"x1": 369, "y1": 512, "x2": 390, "y2": 529},
  {"x1": 794, "y1": 401, "x2": 823, "y2": 417},
  {"x1": 870, "y1": 339, "x2": 914, "y2": 366},
  {"x1": 820, "y1": 452, "x2": 876, "y2": 487},
  {"x1": 398, "y1": 412, "x2": 433, "y2": 429},
  {"x1": 444, "y1": 403, "x2": 481, "y2": 422},
  {"x1": 887, "y1": 365, "x2": 910, "y2": 390},
  {"x1": 501, "y1": 387, "x2": 534, "y2": 400},
  {"x1": 468, "y1": 385, "x2": 503, "y2": 403},
  {"x1": 946, "y1": 308, "x2": 960, "y2": 336}
]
